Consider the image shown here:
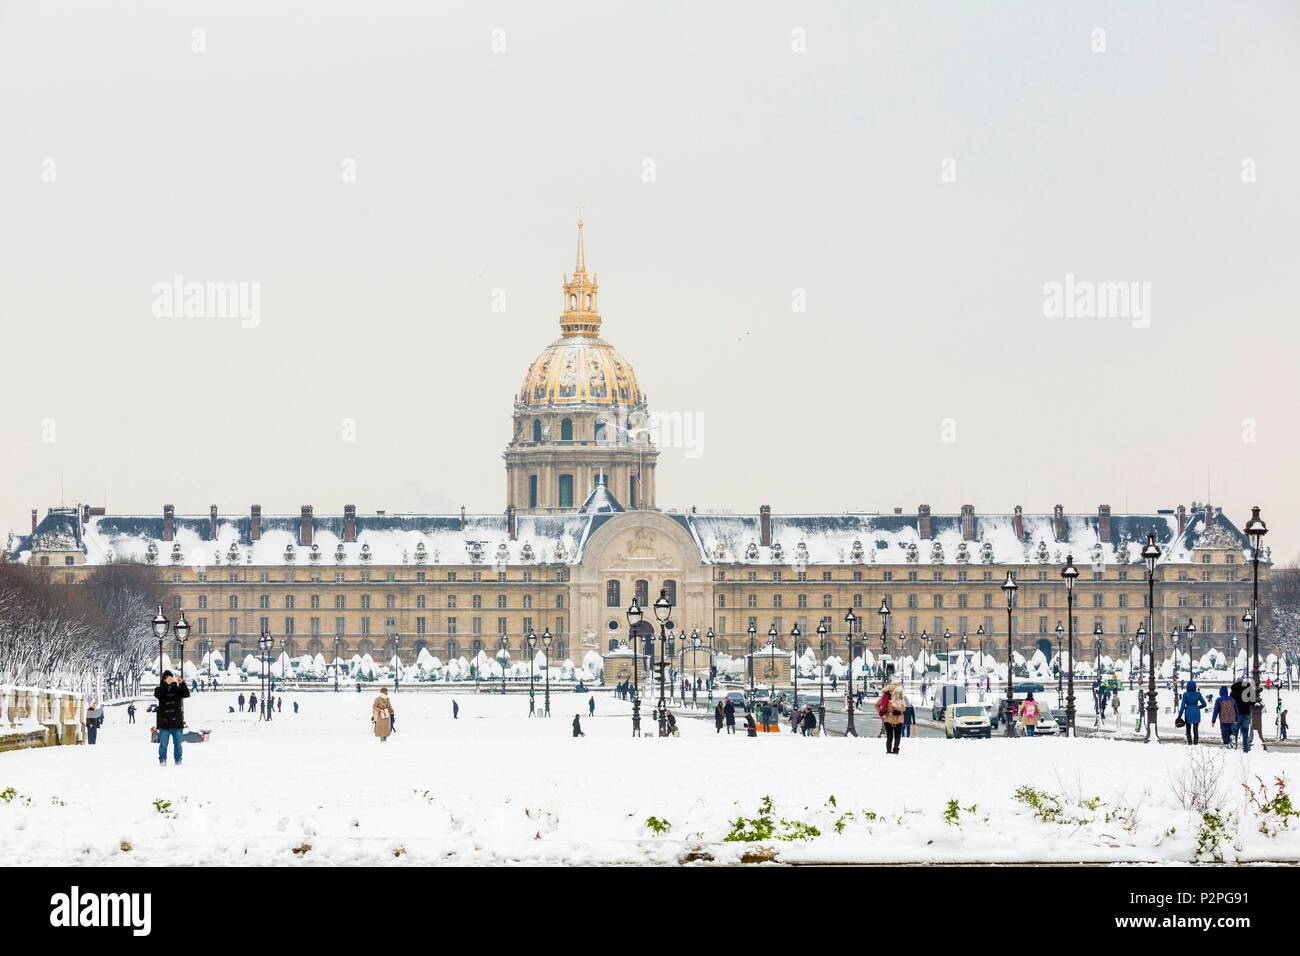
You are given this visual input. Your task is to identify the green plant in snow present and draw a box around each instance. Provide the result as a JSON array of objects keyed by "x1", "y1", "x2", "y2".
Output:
[
  {"x1": 1194, "y1": 810, "x2": 1234, "y2": 863},
  {"x1": 1013, "y1": 785, "x2": 1065, "y2": 823},
  {"x1": 725, "y1": 795, "x2": 821, "y2": 843},
  {"x1": 645, "y1": 816, "x2": 672, "y2": 835},
  {"x1": 152, "y1": 798, "x2": 173, "y2": 815},
  {"x1": 1244, "y1": 776, "x2": 1299, "y2": 837}
]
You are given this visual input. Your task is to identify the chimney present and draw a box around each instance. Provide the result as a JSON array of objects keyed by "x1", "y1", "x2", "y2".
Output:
[
  {"x1": 917, "y1": 505, "x2": 932, "y2": 540},
  {"x1": 1203, "y1": 502, "x2": 1213, "y2": 530},
  {"x1": 343, "y1": 504, "x2": 357, "y2": 543},
  {"x1": 250, "y1": 505, "x2": 262, "y2": 541},
  {"x1": 1098, "y1": 504, "x2": 1112, "y2": 544},
  {"x1": 893, "y1": 507, "x2": 903, "y2": 515},
  {"x1": 1176, "y1": 504, "x2": 1187, "y2": 537},
  {"x1": 1052, "y1": 504, "x2": 1065, "y2": 541},
  {"x1": 209, "y1": 504, "x2": 219, "y2": 540},
  {"x1": 961, "y1": 504, "x2": 975, "y2": 541},
  {"x1": 300, "y1": 505, "x2": 313, "y2": 547},
  {"x1": 31, "y1": 509, "x2": 38, "y2": 534},
  {"x1": 82, "y1": 504, "x2": 90, "y2": 523},
  {"x1": 507, "y1": 505, "x2": 517, "y2": 541},
  {"x1": 759, "y1": 505, "x2": 772, "y2": 547},
  {"x1": 1013, "y1": 505, "x2": 1024, "y2": 541},
  {"x1": 459, "y1": 506, "x2": 467, "y2": 531},
  {"x1": 163, "y1": 504, "x2": 175, "y2": 542}
]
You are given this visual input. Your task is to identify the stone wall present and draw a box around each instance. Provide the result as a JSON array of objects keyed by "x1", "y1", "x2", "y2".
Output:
[{"x1": 0, "y1": 687, "x2": 85, "y2": 752}]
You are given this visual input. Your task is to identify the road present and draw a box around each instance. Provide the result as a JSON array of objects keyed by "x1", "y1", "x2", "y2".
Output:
[{"x1": 666, "y1": 692, "x2": 947, "y2": 738}]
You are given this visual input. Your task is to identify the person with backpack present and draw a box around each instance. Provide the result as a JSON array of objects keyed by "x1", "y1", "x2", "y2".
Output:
[
  {"x1": 878, "y1": 680, "x2": 905, "y2": 754},
  {"x1": 1211, "y1": 686, "x2": 1237, "y2": 747},
  {"x1": 1020, "y1": 692, "x2": 1041, "y2": 737},
  {"x1": 1177, "y1": 680, "x2": 1207, "y2": 745},
  {"x1": 1229, "y1": 679, "x2": 1252, "y2": 752}
]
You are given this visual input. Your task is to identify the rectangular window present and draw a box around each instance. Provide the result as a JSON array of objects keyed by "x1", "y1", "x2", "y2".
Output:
[
  {"x1": 228, "y1": 617, "x2": 237, "y2": 637},
  {"x1": 361, "y1": 618, "x2": 371, "y2": 636},
  {"x1": 335, "y1": 617, "x2": 344, "y2": 636},
  {"x1": 416, "y1": 617, "x2": 426, "y2": 635},
  {"x1": 310, "y1": 617, "x2": 320, "y2": 636},
  {"x1": 285, "y1": 617, "x2": 295, "y2": 636},
  {"x1": 448, "y1": 618, "x2": 458, "y2": 636},
  {"x1": 529, "y1": 474, "x2": 538, "y2": 509}
]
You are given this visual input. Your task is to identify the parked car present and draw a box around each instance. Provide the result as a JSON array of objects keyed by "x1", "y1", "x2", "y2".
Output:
[
  {"x1": 725, "y1": 691, "x2": 747, "y2": 712},
  {"x1": 945, "y1": 703, "x2": 992, "y2": 739}
]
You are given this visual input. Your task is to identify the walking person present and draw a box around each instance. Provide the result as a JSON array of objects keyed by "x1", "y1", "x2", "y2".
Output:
[
  {"x1": 1280, "y1": 708, "x2": 1289, "y2": 741},
  {"x1": 1020, "y1": 692, "x2": 1041, "y2": 737},
  {"x1": 277, "y1": 697, "x2": 282, "y2": 713},
  {"x1": 1177, "y1": 679, "x2": 1207, "y2": 745},
  {"x1": 292, "y1": 700, "x2": 299, "y2": 714},
  {"x1": 1111, "y1": 691, "x2": 1121, "y2": 731},
  {"x1": 372, "y1": 686, "x2": 395, "y2": 743},
  {"x1": 572, "y1": 714, "x2": 585, "y2": 737},
  {"x1": 902, "y1": 697, "x2": 915, "y2": 738},
  {"x1": 453, "y1": 699, "x2": 459, "y2": 719},
  {"x1": 85, "y1": 695, "x2": 104, "y2": 745},
  {"x1": 248, "y1": 692, "x2": 257, "y2": 714},
  {"x1": 238, "y1": 693, "x2": 246, "y2": 711},
  {"x1": 588, "y1": 695, "x2": 595, "y2": 718},
  {"x1": 1211, "y1": 685, "x2": 1237, "y2": 748},
  {"x1": 714, "y1": 701, "x2": 724, "y2": 734},
  {"x1": 154, "y1": 670, "x2": 190, "y2": 766},
  {"x1": 724, "y1": 698, "x2": 737, "y2": 734},
  {"x1": 878, "y1": 678, "x2": 905, "y2": 754},
  {"x1": 126, "y1": 702, "x2": 136, "y2": 724},
  {"x1": 1230, "y1": 679, "x2": 1253, "y2": 752}
]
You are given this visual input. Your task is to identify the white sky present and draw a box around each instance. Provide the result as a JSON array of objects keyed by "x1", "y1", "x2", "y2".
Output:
[{"x1": 1, "y1": 0, "x2": 1297, "y2": 557}]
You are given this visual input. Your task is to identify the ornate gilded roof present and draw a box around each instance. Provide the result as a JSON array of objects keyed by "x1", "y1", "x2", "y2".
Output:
[{"x1": 518, "y1": 219, "x2": 643, "y2": 408}]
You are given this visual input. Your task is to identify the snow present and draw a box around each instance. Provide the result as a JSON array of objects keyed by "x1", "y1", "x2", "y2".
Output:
[{"x1": 1, "y1": 690, "x2": 1297, "y2": 865}]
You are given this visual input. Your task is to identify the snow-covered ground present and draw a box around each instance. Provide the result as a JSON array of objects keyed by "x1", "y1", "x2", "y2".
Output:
[{"x1": 1, "y1": 690, "x2": 1296, "y2": 866}]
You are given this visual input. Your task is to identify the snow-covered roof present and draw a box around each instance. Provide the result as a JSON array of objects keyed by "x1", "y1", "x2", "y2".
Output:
[{"x1": 7, "y1": 505, "x2": 1255, "y2": 569}]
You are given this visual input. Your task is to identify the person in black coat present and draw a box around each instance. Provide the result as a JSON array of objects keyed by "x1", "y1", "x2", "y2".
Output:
[
  {"x1": 724, "y1": 699, "x2": 737, "y2": 734},
  {"x1": 127, "y1": 702, "x2": 136, "y2": 724},
  {"x1": 572, "y1": 714, "x2": 584, "y2": 737},
  {"x1": 237, "y1": 693, "x2": 246, "y2": 711},
  {"x1": 154, "y1": 671, "x2": 190, "y2": 766}
]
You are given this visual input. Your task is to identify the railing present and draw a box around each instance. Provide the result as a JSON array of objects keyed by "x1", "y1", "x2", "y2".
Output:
[{"x1": 0, "y1": 686, "x2": 85, "y2": 750}]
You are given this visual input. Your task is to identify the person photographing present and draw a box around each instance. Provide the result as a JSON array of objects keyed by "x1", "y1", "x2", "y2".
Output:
[{"x1": 154, "y1": 670, "x2": 190, "y2": 766}]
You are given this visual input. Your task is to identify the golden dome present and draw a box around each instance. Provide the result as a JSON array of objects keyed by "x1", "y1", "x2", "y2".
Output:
[
  {"x1": 518, "y1": 219, "x2": 643, "y2": 408},
  {"x1": 521, "y1": 335, "x2": 642, "y2": 407}
]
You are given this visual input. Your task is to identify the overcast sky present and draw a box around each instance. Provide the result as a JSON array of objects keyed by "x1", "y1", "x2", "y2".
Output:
[{"x1": 2, "y1": 0, "x2": 1297, "y2": 558}]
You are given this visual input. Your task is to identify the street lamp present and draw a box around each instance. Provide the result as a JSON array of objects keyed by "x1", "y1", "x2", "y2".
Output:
[
  {"x1": 627, "y1": 599, "x2": 644, "y2": 736},
  {"x1": 1244, "y1": 506, "x2": 1267, "y2": 706},
  {"x1": 1054, "y1": 621, "x2": 1064, "y2": 703},
  {"x1": 258, "y1": 628, "x2": 272, "y2": 722},
  {"x1": 1094, "y1": 622, "x2": 1104, "y2": 725},
  {"x1": 960, "y1": 631, "x2": 969, "y2": 689},
  {"x1": 1001, "y1": 571, "x2": 1018, "y2": 738},
  {"x1": 976, "y1": 624, "x2": 986, "y2": 692},
  {"x1": 816, "y1": 621, "x2": 828, "y2": 732},
  {"x1": 922, "y1": 630, "x2": 931, "y2": 693},
  {"x1": 1230, "y1": 630, "x2": 1240, "y2": 682},
  {"x1": 843, "y1": 606, "x2": 861, "y2": 736},
  {"x1": 790, "y1": 623, "x2": 801, "y2": 729},
  {"x1": 942, "y1": 629, "x2": 951, "y2": 684},
  {"x1": 542, "y1": 628, "x2": 552, "y2": 717},
  {"x1": 496, "y1": 636, "x2": 509, "y2": 696},
  {"x1": 691, "y1": 628, "x2": 702, "y2": 708},
  {"x1": 706, "y1": 627, "x2": 715, "y2": 702},
  {"x1": 527, "y1": 629, "x2": 537, "y2": 716},
  {"x1": 152, "y1": 605, "x2": 169, "y2": 680},
  {"x1": 1061, "y1": 553, "x2": 1079, "y2": 735},
  {"x1": 1184, "y1": 619, "x2": 1196, "y2": 682},
  {"x1": 747, "y1": 621, "x2": 757, "y2": 705},
  {"x1": 1141, "y1": 531, "x2": 1162, "y2": 741},
  {"x1": 391, "y1": 633, "x2": 400, "y2": 693},
  {"x1": 174, "y1": 610, "x2": 190, "y2": 685},
  {"x1": 333, "y1": 634, "x2": 341, "y2": 693},
  {"x1": 653, "y1": 588, "x2": 673, "y2": 736},
  {"x1": 1135, "y1": 623, "x2": 1146, "y2": 696}
]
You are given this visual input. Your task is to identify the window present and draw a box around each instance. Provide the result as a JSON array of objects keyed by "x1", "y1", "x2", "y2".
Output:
[
  {"x1": 773, "y1": 594, "x2": 783, "y2": 609},
  {"x1": 385, "y1": 594, "x2": 395, "y2": 609},
  {"x1": 285, "y1": 617, "x2": 295, "y2": 636},
  {"x1": 198, "y1": 595, "x2": 208, "y2": 610},
  {"x1": 532, "y1": 419, "x2": 542, "y2": 442},
  {"x1": 718, "y1": 594, "x2": 727, "y2": 607},
  {"x1": 416, "y1": 617, "x2": 426, "y2": 635},
  {"x1": 229, "y1": 595, "x2": 239, "y2": 610},
  {"x1": 558, "y1": 474, "x2": 574, "y2": 508},
  {"x1": 497, "y1": 594, "x2": 507, "y2": 609},
  {"x1": 934, "y1": 594, "x2": 944, "y2": 609},
  {"x1": 560, "y1": 418, "x2": 574, "y2": 441},
  {"x1": 523, "y1": 595, "x2": 532, "y2": 609},
  {"x1": 310, "y1": 594, "x2": 320, "y2": 609},
  {"x1": 823, "y1": 594, "x2": 832, "y2": 608},
  {"x1": 284, "y1": 595, "x2": 294, "y2": 610},
  {"x1": 555, "y1": 594, "x2": 564, "y2": 608},
  {"x1": 472, "y1": 594, "x2": 482, "y2": 609},
  {"x1": 748, "y1": 594, "x2": 757, "y2": 608},
  {"x1": 361, "y1": 618, "x2": 371, "y2": 636},
  {"x1": 529, "y1": 475, "x2": 538, "y2": 509},
  {"x1": 416, "y1": 595, "x2": 426, "y2": 609},
  {"x1": 663, "y1": 580, "x2": 677, "y2": 605},
  {"x1": 310, "y1": 617, "x2": 320, "y2": 636},
  {"x1": 448, "y1": 594, "x2": 457, "y2": 609},
  {"x1": 335, "y1": 595, "x2": 345, "y2": 609},
  {"x1": 360, "y1": 595, "x2": 371, "y2": 610},
  {"x1": 635, "y1": 580, "x2": 649, "y2": 606}
]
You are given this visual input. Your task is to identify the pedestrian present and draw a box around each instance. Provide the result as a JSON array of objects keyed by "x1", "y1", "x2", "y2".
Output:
[
  {"x1": 1280, "y1": 708, "x2": 1289, "y2": 741},
  {"x1": 372, "y1": 687, "x2": 394, "y2": 742},
  {"x1": 878, "y1": 679, "x2": 905, "y2": 754},
  {"x1": 154, "y1": 670, "x2": 190, "y2": 766},
  {"x1": 1177, "y1": 680, "x2": 1207, "y2": 745},
  {"x1": 801, "y1": 706, "x2": 816, "y2": 736},
  {"x1": 572, "y1": 714, "x2": 585, "y2": 737},
  {"x1": 724, "y1": 699, "x2": 736, "y2": 734},
  {"x1": 453, "y1": 699, "x2": 459, "y2": 719},
  {"x1": 248, "y1": 692, "x2": 257, "y2": 714},
  {"x1": 714, "y1": 702, "x2": 724, "y2": 734},
  {"x1": 238, "y1": 693, "x2": 246, "y2": 711},
  {"x1": 744, "y1": 712, "x2": 757, "y2": 737},
  {"x1": 292, "y1": 700, "x2": 299, "y2": 714},
  {"x1": 667, "y1": 711, "x2": 679, "y2": 736},
  {"x1": 1229, "y1": 679, "x2": 1252, "y2": 752},
  {"x1": 85, "y1": 695, "x2": 104, "y2": 745},
  {"x1": 277, "y1": 697, "x2": 282, "y2": 713},
  {"x1": 1211, "y1": 685, "x2": 1237, "y2": 748},
  {"x1": 902, "y1": 697, "x2": 915, "y2": 738},
  {"x1": 1110, "y1": 691, "x2": 1121, "y2": 730},
  {"x1": 127, "y1": 702, "x2": 136, "y2": 724},
  {"x1": 1020, "y1": 692, "x2": 1041, "y2": 737},
  {"x1": 588, "y1": 695, "x2": 595, "y2": 717}
]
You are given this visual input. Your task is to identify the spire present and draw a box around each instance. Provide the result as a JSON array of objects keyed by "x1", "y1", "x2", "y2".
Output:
[{"x1": 560, "y1": 214, "x2": 601, "y2": 337}]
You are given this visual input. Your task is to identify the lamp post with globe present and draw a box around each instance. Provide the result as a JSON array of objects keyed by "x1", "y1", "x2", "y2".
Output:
[
  {"x1": 626, "y1": 600, "x2": 644, "y2": 736},
  {"x1": 1140, "y1": 532, "x2": 1163, "y2": 741},
  {"x1": 1001, "y1": 571, "x2": 1018, "y2": 738}
]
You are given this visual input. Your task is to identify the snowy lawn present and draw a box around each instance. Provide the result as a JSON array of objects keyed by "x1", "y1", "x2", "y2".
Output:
[{"x1": 1, "y1": 690, "x2": 1297, "y2": 866}]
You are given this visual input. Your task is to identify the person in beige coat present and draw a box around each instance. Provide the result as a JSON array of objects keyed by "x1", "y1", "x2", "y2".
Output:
[
  {"x1": 877, "y1": 680, "x2": 906, "y2": 755},
  {"x1": 372, "y1": 687, "x2": 395, "y2": 741}
]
